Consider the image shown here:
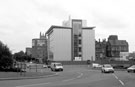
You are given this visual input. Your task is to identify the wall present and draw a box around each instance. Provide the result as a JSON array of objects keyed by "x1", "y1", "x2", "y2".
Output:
[
  {"x1": 48, "y1": 30, "x2": 54, "y2": 61},
  {"x1": 53, "y1": 28, "x2": 71, "y2": 61},
  {"x1": 82, "y1": 29, "x2": 95, "y2": 61}
]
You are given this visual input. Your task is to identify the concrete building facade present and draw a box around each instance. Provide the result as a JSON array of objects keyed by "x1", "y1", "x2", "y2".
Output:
[{"x1": 46, "y1": 19, "x2": 95, "y2": 61}]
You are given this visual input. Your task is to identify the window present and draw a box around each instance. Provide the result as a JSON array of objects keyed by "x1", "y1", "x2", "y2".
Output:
[
  {"x1": 79, "y1": 40, "x2": 81, "y2": 44},
  {"x1": 79, "y1": 47, "x2": 82, "y2": 52},
  {"x1": 79, "y1": 55, "x2": 82, "y2": 57},
  {"x1": 79, "y1": 34, "x2": 82, "y2": 37}
]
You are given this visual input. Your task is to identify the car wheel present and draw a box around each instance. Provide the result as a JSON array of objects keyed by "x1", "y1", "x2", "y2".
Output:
[
  {"x1": 51, "y1": 68, "x2": 53, "y2": 71},
  {"x1": 101, "y1": 70, "x2": 103, "y2": 73},
  {"x1": 102, "y1": 70, "x2": 105, "y2": 73},
  {"x1": 127, "y1": 70, "x2": 130, "y2": 73}
]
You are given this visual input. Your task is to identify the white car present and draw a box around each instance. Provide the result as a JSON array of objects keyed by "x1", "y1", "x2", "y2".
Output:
[
  {"x1": 92, "y1": 63, "x2": 102, "y2": 68},
  {"x1": 50, "y1": 62, "x2": 63, "y2": 71},
  {"x1": 127, "y1": 65, "x2": 135, "y2": 73},
  {"x1": 101, "y1": 64, "x2": 114, "y2": 73},
  {"x1": 42, "y1": 64, "x2": 48, "y2": 68}
]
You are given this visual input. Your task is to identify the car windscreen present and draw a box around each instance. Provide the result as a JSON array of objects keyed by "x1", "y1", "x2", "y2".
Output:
[
  {"x1": 131, "y1": 65, "x2": 135, "y2": 68},
  {"x1": 55, "y1": 64, "x2": 62, "y2": 66},
  {"x1": 104, "y1": 65, "x2": 112, "y2": 68}
]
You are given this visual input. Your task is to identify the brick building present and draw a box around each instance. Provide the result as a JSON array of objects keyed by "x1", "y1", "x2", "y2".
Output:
[
  {"x1": 106, "y1": 35, "x2": 129, "y2": 57},
  {"x1": 95, "y1": 35, "x2": 129, "y2": 60},
  {"x1": 26, "y1": 32, "x2": 47, "y2": 63},
  {"x1": 95, "y1": 39, "x2": 107, "y2": 60}
]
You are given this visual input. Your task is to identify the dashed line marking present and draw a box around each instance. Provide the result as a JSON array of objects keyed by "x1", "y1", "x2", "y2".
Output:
[
  {"x1": 77, "y1": 72, "x2": 83, "y2": 78},
  {"x1": 62, "y1": 78, "x2": 75, "y2": 82},
  {"x1": 113, "y1": 74, "x2": 118, "y2": 79},
  {"x1": 112, "y1": 74, "x2": 125, "y2": 86},
  {"x1": 62, "y1": 72, "x2": 83, "y2": 82},
  {"x1": 119, "y1": 80, "x2": 125, "y2": 86}
]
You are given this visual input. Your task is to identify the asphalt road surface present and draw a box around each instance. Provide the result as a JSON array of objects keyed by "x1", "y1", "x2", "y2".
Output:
[{"x1": 0, "y1": 65, "x2": 135, "y2": 87}]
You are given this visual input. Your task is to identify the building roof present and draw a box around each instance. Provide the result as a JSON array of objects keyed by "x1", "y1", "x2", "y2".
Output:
[
  {"x1": 46, "y1": 25, "x2": 95, "y2": 35},
  {"x1": 32, "y1": 38, "x2": 46, "y2": 40},
  {"x1": 108, "y1": 40, "x2": 128, "y2": 46},
  {"x1": 46, "y1": 25, "x2": 71, "y2": 35}
]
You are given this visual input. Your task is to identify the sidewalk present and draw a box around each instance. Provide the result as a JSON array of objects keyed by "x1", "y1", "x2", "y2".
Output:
[{"x1": 0, "y1": 68, "x2": 57, "y2": 81}]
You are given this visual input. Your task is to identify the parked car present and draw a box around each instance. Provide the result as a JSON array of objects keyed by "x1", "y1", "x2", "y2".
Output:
[
  {"x1": 42, "y1": 64, "x2": 48, "y2": 68},
  {"x1": 101, "y1": 64, "x2": 114, "y2": 73},
  {"x1": 50, "y1": 62, "x2": 63, "y2": 71},
  {"x1": 92, "y1": 63, "x2": 102, "y2": 68},
  {"x1": 127, "y1": 65, "x2": 135, "y2": 73}
]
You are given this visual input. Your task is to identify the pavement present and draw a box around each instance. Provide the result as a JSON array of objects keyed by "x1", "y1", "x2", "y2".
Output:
[
  {"x1": 0, "y1": 68, "x2": 57, "y2": 81},
  {"x1": 0, "y1": 65, "x2": 86, "y2": 81}
]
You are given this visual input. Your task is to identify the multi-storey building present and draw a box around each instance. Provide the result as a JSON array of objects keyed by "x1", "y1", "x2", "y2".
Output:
[
  {"x1": 46, "y1": 19, "x2": 95, "y2": 61},
  {"x1": 26, "y1": 32, "x2": 47, "y2": 63}
]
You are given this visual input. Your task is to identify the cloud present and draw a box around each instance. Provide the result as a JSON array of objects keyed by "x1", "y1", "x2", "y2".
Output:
[
  {"x1": 0, "y1": 0, "x2": 135, "y2": 53},
  {"x1": 91, "y1": 11, "x2": 128, "y2": 30}
]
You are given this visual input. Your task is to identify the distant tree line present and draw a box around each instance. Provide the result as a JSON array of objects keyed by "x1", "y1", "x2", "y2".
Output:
[{"x1": 13, "y1": 51, "x2": 38, "y2": 63}]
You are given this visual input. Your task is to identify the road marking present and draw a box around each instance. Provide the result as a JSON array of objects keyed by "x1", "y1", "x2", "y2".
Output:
[
  {"x1": 112, "y1": 74, "x2": 125, "y2": 86},
  {"x1": 77, "y1": 72, "x2": 83, "y2": 78},
  {"x1": 62, "y1": 78, "x2": 76, "y2": 82},
  {"x1": 16, "y1": 82, "x2": 51, "y2": 87},
  {"x1": 62, "y1": 72, "x2": 83, "y2": 82},
  {"x1": 119, "y1": 80, "x2": 125, "y2": 86},
  {"x1": 16, "y1": 72, "x2": 83, "y2": 87},
  {"x1": 113, "y1": 74, "x2": 118, "y2": 79}
]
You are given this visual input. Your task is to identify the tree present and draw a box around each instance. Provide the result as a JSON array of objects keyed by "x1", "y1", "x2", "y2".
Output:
[
  {"x1": 0, "y1": 41, "x2": 13, "y2": 70},
  {"x1": 13, "y1": 51, "x2": 34, "y2": 62},
  {"x1": 13, "y1": 51, "x2": 25, "y2": 62}
]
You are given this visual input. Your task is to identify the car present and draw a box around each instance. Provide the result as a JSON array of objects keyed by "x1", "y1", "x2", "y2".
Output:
[
  {"x1": 127, "y1": 65, "x2": 135, "y2": 73},
  {"x1": 101, "y1": 64, "x2": 114, "y2": 73},
  {"x1": 50, "y1": 62, "x2": 63, "y2": 71},
  {"x1": 92, "y1": 63, "x2": 102, "y2": 68},
  {"x1": 42, "y1": 64, "x2": 48, "y2": 68}
]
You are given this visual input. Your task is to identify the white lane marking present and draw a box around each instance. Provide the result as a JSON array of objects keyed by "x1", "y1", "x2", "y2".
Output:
[
  {"x1": 16, "y1": 82, "x2": 50, "y2": 87},
  {"x1": 112, "y1": 74, "x2": 125, "y2": 86},
  {"x1": 119, "y1": 80, "x2": 125, "y2": 86},
  {"x1": 77, "y1": 72, "x2": 83, "y2": 78},
  {"x1": 62, "y1": 78, "x2": 76, "y2": 82},
  {"x1": 113, "y1": 74, "x2": 118, "y2": 79},
  {"x1": 62, "y1": 72, "x2": 83, "y2": 82}
]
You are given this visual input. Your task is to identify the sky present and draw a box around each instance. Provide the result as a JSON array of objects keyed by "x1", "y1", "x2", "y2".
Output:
[{"x1": 0, "y1": 0, "x2": 135, "y2": 53}]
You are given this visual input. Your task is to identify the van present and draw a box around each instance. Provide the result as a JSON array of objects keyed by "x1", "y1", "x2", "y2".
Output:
[{"x1": 50, "y1": 62, "x2": 63, "y2": 71}]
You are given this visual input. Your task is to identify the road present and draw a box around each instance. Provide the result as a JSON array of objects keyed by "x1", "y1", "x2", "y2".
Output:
[{"x1": 0, "y1": 65, "x2": 135, "y2": 87}]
